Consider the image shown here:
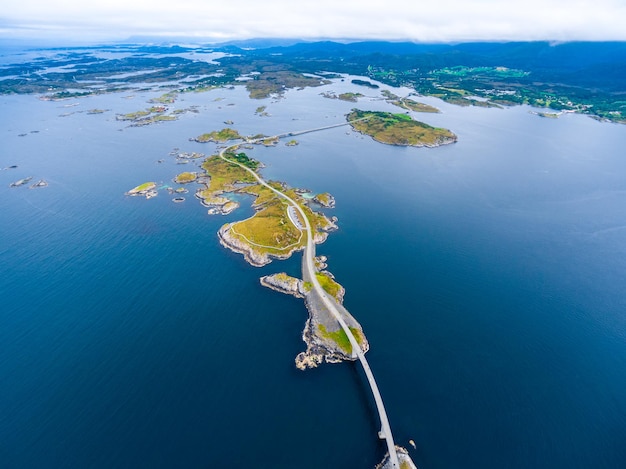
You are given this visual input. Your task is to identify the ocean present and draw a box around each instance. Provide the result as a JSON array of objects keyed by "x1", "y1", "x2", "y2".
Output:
[{"x1": 1, "y1": 78, "x2": 625, "y2": 468}]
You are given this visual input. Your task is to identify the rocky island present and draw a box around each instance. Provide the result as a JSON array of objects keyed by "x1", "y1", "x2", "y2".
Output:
[
  {"x1": 382, "y1": 90, "x2": 441, "y2": 113},
  {"x1": 193, "y1": 128, "x2": 243, "y2": 143},
  {"x1": 125, "y1": 182, "x2": 157, "y2": 198}
]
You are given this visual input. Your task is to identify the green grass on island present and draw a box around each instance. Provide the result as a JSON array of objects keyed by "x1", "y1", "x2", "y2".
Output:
[
  {"x1": 194, "y1": 128, "x2": 243, "y2": 143},
  {"x1": 315, "y1": 272, "x2": 342, "y2": 301},
  {"x1": 318, "y1": 324, "x2": 365, "y2": 354},
  {"x1": 229, "y1": 193, "x2": 304, "y2": 252},
  {"x1": 258, "y1": 136, "x2": 279, "y2": 146},
  {"x1": 348, "y1": 109, "x2": 457, "y2": 147},
  {"x1": 199, "y1": 155, "x2": 256, "y2": 196},
  {"x1": 149, "y1": 91, "x2": 178, "y2": 104},
  {"x1": 314, "y1": 192, "x2": 334, "y2": 207},
  {"x1": 127, "y1": 182, "x2": 156, "y2": 194},
  {"x1": 391, "y1": 98, "x2": 440, "y2": 113},
  {"x1": 222, "y1": 151, "x2": 260, "y2": 170},
  {"x1": 321, "y1": 91, "x2": 364, "y2": 102},
  {"x1": 174, "y1": 172, "x2": 197, "y2": 184},
  {"x1": 116, "y1": 105, "x2": 183, "y2": 126},
  {"x1": 117, "y1": 110, "x2": 151, "y2": 120},
  {"x1": 338, "y1": 92, "x2": 364, "y2": 102},
  {"x1": 198, "y1": 154, "x2": 332, "y2": 256}
]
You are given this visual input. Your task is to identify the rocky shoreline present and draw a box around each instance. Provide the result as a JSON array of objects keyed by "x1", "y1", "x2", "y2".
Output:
[
  {"x1": 218, "y1": 224, "x2": 304, "y2": 267},
  {"x1": 260, "y1": 272, "x2": 306, "y2": 298},
  {"x1": 295, "y1": 315, "x2": 354, "y2": 370},
  {"x1": 375, "y1": 446, "x2": 417, "y2": 469},
  {"x1": 259, "y1": 272, "x2": 368, "y2": 370},
  {"x1": 313, "y1": 192, "x2": 336, "y2": 208},
  {"x1": 352, "y1": 126, "x2": 457, "y2": 147}
]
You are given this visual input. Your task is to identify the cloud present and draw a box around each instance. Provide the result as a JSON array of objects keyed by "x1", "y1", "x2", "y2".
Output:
[{"x1": 1, "y1": 0, "x2": 625, "y2": 42}]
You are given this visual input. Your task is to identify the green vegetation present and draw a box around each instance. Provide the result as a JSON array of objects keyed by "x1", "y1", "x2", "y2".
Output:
[
  {"x1": 348, "y1": 109, "x2": 457, "y2": 147},
  {"x1": 391, "y1": 98, "x2": 440, "y2": 113},
  {"x1": 230, "y1": 197, "x2": 302, "y2": 251},
  {"x1": 199, "y1": 152, "x2": 332, "y2": 258},
  {"x1": 245, "y1": 71, "x2": 330, "y2": 99},
  {"x1": 199, "y1": 155, "x2": 256, "y2": 196},
  {"x1": 318, "y1": 324, "x2": 364, "y2": 354},
  {"x1": 6, "y1": 42, "x2": 623, "y2": 124},
  {"x1": 224, "y1": 151, "x2": 259, "y2": 170},
  {"x1": 194, "y1": 128, "x2": 243, "y2": 143},
  {"x1": 261, "y1": 136, "x2": 279, "y2": 146},
  {"x1": 318, "y1": 324, "x2": 352, "y2": 353},
  {"x1": 315, "y1": 193, "x2": 331, "y2": 205},
  {"x1": 286, "y1": 139, "x2": 299, "y2": 146},
  {"x1": 322, "y1": 91, "x2": 365, "y2": 102},
  {"x1": 126, "y1": 182, "x2": 156, "y2": 194},
  {"x1": 134, "y1": 182, "x2": 155, "y2": 192},
  {"x1": 147, "y1": 105, "x2": 166, "y2": 113},
  {"x1": 535, "y1": 112, "x2": 560, "y2": 118},
  {"x1": 174, "y1": 172, "x2": 197, "y2": 183},
  {"x1": 315, "y1": 272, "x2": 342, "y2": 300},
  {"x1": 116, "y1": 105, "x2": 182, "y2": 126},
  {"x1": 149, "y1": 115, "x2": 177, "y2": 122},
  {"x1": 431, "y1": 65, "x2": 530, "y2": 79},
  {"x1": 351, "y1": 79, "x2": 379, "y2": 89},
  {"x1": 117, "y1": 110, "x2": 151, "y2": 120},
  {"x1": 149, "y1": 91, "x2": 178, "y2": 104},
  {"x1": 313, "y1": 192, "x2": 334, "y2": 208},
  {"x1": 338, "y1": 92, "x2": 364, "y2": 102}
]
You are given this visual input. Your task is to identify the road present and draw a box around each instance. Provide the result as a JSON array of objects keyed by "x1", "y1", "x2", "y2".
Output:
[{"x1": 218, "y1": 119, "x2": 401, "y2": 469}]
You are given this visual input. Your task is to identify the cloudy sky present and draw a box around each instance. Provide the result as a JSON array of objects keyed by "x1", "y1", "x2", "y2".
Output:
[{"x1": 1, "y1": 0, "x2": 625, "y2": 43}]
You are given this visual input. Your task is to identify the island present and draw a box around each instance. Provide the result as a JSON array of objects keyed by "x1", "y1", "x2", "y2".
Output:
[
  {"x1": 125, "y1": 182, "x2": 157, "y2": 198},
  {"x1": 243, "y1": 71, "x2": 331, "y2": 99},
  {"x1": 348, "y1": 109, "x2": 457, "y2": 147},
  {"x1": 321, "y1": 91, "x2": 364, "y2": 102},
  {"x1": 173, "y1": 171, "x2": 197, "y2": 184},
  {"x1": 351, "y1": 78, "x2": 379, "y2": 89},
  {"x1": 382, "y1": 90, "x2": 440, "y2": 113},
  {"x1": 116, "y1": 105, "x2": 182, "y2": 126},
  {"x1": 313, "y1": 192, "x2": 336, "y2": 208},
  {"x1": 192, "y1": 128, "x2": 243, "y2": 143}
]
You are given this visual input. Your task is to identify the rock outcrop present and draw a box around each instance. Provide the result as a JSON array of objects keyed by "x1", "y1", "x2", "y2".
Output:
[{"x1": 260, "y1": 273, "x2": 305, "y2": 298}]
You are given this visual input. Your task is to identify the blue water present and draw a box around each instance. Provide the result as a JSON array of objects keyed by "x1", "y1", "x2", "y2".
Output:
[{"x1": 1, "y1": 78, "x2": 625, "y2": 468}]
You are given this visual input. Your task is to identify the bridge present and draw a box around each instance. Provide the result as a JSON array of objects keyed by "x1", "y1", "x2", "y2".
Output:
[{"x1": 219, "y1": 119, "x2": 403, "y2": 469}]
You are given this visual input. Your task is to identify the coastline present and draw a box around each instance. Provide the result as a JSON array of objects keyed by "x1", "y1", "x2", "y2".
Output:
[
  {"x1": 259, "y1": 272, "x2": 368, "y2": 370},
  {"x1": 218, "y1": 224, "x2": 305, "y2": 267}
]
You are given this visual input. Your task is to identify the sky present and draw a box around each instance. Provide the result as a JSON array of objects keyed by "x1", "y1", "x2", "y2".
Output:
[{"x1": 1, "y1": 0, "x2": 625, "y2": 44}]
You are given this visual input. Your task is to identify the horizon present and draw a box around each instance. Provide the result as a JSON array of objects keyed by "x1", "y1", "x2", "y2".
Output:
[
  {"x1": 1, "y1": 36, "x2": 625, "y2": 51},
  {"x1": 1, "y1": 0, "x2": 625, "y2": 45}
]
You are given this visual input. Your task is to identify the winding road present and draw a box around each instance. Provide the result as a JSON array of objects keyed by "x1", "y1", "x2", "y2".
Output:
[{"x1": 218, "y1": 119, "x2": 401, "y2": 469}]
